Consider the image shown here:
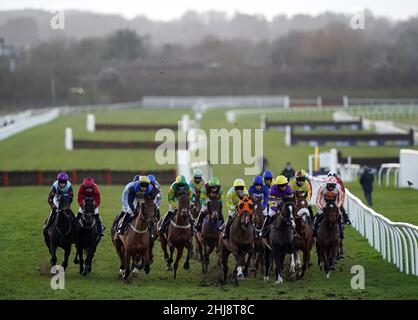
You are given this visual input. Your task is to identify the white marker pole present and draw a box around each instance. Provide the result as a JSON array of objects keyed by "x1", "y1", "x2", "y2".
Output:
[
  {"x1": 65, "y1": 127, "x2": 73, "y2": 150},
  {"x1": 87, "y1": 114, "x2": 95, "y2": 132}
]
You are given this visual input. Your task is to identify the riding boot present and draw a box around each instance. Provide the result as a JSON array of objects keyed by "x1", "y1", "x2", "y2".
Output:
[
  {"x1": 118, "y1": 213, "x2": 133, "y2": 235},
  {"x1": 193, "y1": 210, "x2": 207, "y2": 232},
  {"x1": 159, "y1": 210, "x2": 176, "y2": 234},
  {"x1": 338, "y1": 221, "x2": 344, "y2": 240},
  {"x1": 44, "y1": 209, "x2": 57, "y2": 230},
  {"x1": 222, "y1": 215, "x2": 234, "y2": 239},
  {"x1": 95, "y1": 215, "x2": 105, "y2": 236},
  {"x1": 313, "y1": 214, "x2": 322, "y2": 237},
  {"x1": 341, "y1": 206, "x2": 351, "y2": 225},
  {"x1": 260, "y1": 216, "x2": 271, "y2": 238},
  {"x1": 308, "y1": 206, "x2": 314, "y2": 225}
]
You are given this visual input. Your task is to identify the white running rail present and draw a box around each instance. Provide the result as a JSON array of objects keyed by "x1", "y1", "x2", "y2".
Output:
[{"x1": 311, "y1": 177, "x2": 418, "y2": 276}]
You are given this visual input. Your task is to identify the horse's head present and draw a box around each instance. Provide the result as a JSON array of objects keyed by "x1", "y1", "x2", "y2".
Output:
[
  {"x1": 79, "y1": 198, "x2": 95, "y2": 228},
  {"x1": 207, "y1": 200, "x2": 222, "y2": 222},
  {"x1": 323, "y1": 202, "x2": 339, "y2": 227},
  {"x1": 140, "y1": 199, "x2": 157, "y2": 228},
  {"x1": 58, "y1": 195, "x2": 71, "y2": 213},
  {"x1": 237, "y1": 196, "x2": 254, "y2": 229},
  {"x1": 178, "y1": 194, "x2": 190, "y2": 222},
  {"x1": 278, "y1": 202, "x2": 294, "y2": 228}
]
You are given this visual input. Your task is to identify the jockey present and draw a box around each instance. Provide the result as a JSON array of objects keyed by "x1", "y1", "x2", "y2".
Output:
[
  {"x1": 328, "y1": 170, "x2": 351, "y2": 225},
  {"x1": 314, "y1": 176, "x2": 344, "y2": 239},
  {"x1": 118, "y1": 176, "x2": 156, "y2": 234},
  {"x1": 148, "y1": 174, "x2": 162, "y2": 218},
  {"x1": 248, "y1": 175, "x2": 270, "y2": 217},
  {"x1": 193, "y1": 176, "x2": 224, "y2": 232},
  {"x1": 221, "y1": 178, "x2": 249, "y2": 239},
  {"x1": 260, "y1": 175, "x2": 294, "y2": 237},
  {"x1": 159, "y1": 175, "x2": 193, "y2": 234},
  {"x1": 77, "y1": 177, "x2": 105, "y2": 236},
  {"x1": 189, "y1": 168, "x2": 205, "y2": 202},
  {"x1": 263, "y1": 170, "x2": 274, "y2": 189},
  {"x1": 45, "y1": 172, "x2": 74, "y2": 229},
  {"x1": 289, "y1": 169, "x2": 314, "y2": 221}
]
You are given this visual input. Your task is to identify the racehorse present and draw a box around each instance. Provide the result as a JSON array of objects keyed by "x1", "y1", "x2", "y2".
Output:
[
  {"x1": 316, "y1": 202, "x2": 341, "y2": 278},
  {"x1": 293, "y1": 191, "x2": 314, "y2": 278},
  {"x1": 250, "y1": 197, "x2": 265, "y2": 277},
  {"x1": 218, "y1": 196, "x2": 255, "y2": 285},
  {"x1": 264, "y1": 202, "x2": 295, "y2": 285},
  {"x1": 190, "y1": 190, "x2": 201, "y2": 260},
  {"x1": 195, "y1": 199, "x2": 222, "y2": 274},
  {"x1": 158, "y1": 194, "x2": 193, "y2": 279},
  {"x1": 43, "y1": 195, "x2": 77, "y2": 270},
  {"x1": 111, "y1": 199, "x2": 156, "y2": 280},
  {"x1": 74, "y1": 198, "x2": 101, "y2": 276}
]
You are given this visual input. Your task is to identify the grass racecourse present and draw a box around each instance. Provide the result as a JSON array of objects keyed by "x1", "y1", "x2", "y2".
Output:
[{"x1": 0, "y1": 107, "x2": 418, "y2": 300}]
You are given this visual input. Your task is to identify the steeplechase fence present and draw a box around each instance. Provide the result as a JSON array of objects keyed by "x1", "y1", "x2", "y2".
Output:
[{"x1": 0, "y1": 169, "x2": 176, "y2": 187}]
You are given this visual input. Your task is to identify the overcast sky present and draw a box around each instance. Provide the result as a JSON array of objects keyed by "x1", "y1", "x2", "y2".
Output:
[{"x1": 1, "y1": 0, "x2": 417, "y2": 21}]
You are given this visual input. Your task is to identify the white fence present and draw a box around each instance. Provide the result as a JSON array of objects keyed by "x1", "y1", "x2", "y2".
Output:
[
  {"x1": 0, "y1": 108, "x2": 59, "y2": 141},
  {"x1": 143, "y1": 95, "x2": 289, "y2": 109},
  {"x1": 311, "y1": 177, "x2": 418, "y2": 276}
]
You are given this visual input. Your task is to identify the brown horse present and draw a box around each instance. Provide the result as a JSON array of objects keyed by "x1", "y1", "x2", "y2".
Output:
[
  {"x1": 316, "y1": 202, "x2": 341, "y2": 278},
  {"x1": 158, "y1": 194, "x2": 193, "y2": 279},
  {"x1": 196, "y1": 199, "x2": 222, "y2": 274},
  {"x1": 249, "y1": 197, "x2": 265, "y2": 277},
  {"x1": 218, "y1": 196, "x2": 255, "y2": 284},
  {"x1": 293, "y1": 191, "x2": 314, "y2": 278},
  {"x1": 111, "y1": 200, "x2": 156, "y2": 280},
  {"x1": 190, "y1": 190, "x2": 201, "y2": 260}
]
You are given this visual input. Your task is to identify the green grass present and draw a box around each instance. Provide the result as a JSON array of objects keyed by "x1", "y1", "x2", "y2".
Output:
[
  {"x1": 0, "y1": 108, "x2": 191, "y2": 171},
  {"x1": 1, "y1": 186, "x2": 418, "y2": 300}
]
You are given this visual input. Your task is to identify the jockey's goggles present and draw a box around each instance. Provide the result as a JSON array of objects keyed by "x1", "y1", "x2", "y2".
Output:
[
  {"x1": 194, "y1": 177, "x2": 202, "y2": 182},
  {"x1": 139, "y1": 182, "x2": 149, "y2": 188},
  {"x1": 326, "y1": 183, "x2": 336, "y2": 189},
  {"x1": 235, "y1": 186, "x2": 244, "y2": 191},
  {"x1": 254, "y1": 183, "x2": 262, "y2": 187},
  {"x1": 264, "y1": 178, "x2": 272, "y2": 181},
  {"x1": 58, "y1": 180, "x2": 66, "y2": 185},
  {"x1": 297, "y1": 178, "x2": 305, "y2": 182},
  {"x1": 278, "y1": 184, "x2": 287, "y2": 188}
]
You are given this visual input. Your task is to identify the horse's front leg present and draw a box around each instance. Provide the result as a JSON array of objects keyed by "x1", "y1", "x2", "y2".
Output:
[
  {"x1": 49, "y1": 242, "x2": 57, "y2": 267},
  {"x1": 184, "y1": 240, "x2": 192, "y2": 270},
  {"x1": 84, "y1": 244, "x2": 96, "y2": 276},
  {"x1": 167, "y1": 243, "x2": 175, "y2": 271},
  {"x1": 173, "y1": 246, "x2": 184, "y2": 279},
  {"x1": 77, "y1": 245, "x2": 84, "y2": 274},
  {"x1": 234, "y1": 251, "x2": 244, "y2": 280},
  {"x1": 62, "y1": 244, "x2": 71, "y2": 270}
]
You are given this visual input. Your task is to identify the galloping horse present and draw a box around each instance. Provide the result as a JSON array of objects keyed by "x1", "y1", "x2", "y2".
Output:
[
  {"x1": 316, "y1": 202, "x2": 341, "y2": 278},
  {"x1": 43, "y1": 195, "x2": 77, "y2": 270},
  {"x1": 158, "y1": 194, "x2": 193, "y2": 279},
  {"x1": 264, "y1": 202, "x2": 295, "y2": 285},
  {"x1": 293, "y1": 191, "x2": 314, "y2": 278},
  {"x1": 250, "y1": 197, "x2": 265, "y2": 277},
  {"x1": 218, "y1": 196, "x2": 255, "y2": 284},
  {"x1": 74, "y1": 198, "x2": 101, "y2": 276},
  {"x1": 190, "y1": 190, "x2": 201, "y2": 260},
  {"x1": 112, "y1": 199, "x2": 156, "y2": 280},
  {"x1": 195, "y1": 199, "x2": 222, "y2": 274}
]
